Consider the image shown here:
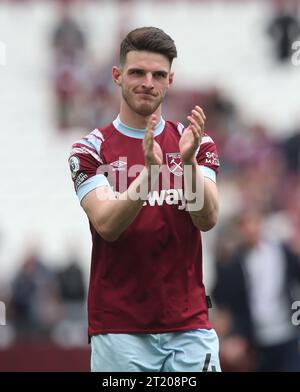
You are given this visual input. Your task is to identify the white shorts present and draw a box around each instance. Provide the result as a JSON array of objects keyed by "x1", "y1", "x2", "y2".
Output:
[{"x1": 91, "y1": 328, "x2": 221, "y2": 372}]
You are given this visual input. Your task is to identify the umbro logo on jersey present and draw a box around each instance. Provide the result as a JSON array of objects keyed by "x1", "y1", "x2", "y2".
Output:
[{"x1": 110, "y1": 160, "x2": 127, "y2": 171}]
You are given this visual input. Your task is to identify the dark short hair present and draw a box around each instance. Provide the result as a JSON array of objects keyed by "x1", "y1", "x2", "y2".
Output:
[{"x1": 120, "y1": 27, "x2": 177, "y2": 67}]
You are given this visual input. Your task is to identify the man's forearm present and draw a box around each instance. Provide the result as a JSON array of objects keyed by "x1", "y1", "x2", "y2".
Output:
[
  {"x1": 183, "y1": 159, "x2": 218, "y2": 231},
  {"x1": 94, "y1": 166, "x2": 160, "y2": 241}
]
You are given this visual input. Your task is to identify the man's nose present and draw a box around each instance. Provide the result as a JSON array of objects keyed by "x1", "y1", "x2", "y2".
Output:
[{"x1": 142, "y1": 73, "x2": 154, "y2": 89}]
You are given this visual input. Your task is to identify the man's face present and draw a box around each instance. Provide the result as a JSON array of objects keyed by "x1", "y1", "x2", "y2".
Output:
[{"x1": 113, "y1": 51, "x2": 173, "y2": 116}]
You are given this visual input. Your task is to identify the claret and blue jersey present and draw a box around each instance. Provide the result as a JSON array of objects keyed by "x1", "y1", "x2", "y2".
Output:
[{"x1": 69, "y1": 117, "x2": 220, "y2": 337}]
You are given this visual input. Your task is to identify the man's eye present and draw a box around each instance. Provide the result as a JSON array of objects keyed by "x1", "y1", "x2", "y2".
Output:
[
  {"x1": 131, "y1": 70, "x2": 143, "y2": 75},
  {"x1": 154, "y1": 73, "x2": 167, "y2": 78}
]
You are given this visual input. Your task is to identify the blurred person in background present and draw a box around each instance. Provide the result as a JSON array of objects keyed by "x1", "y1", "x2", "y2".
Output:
[
  {"x1": 51, "y1": 0, "x2": 89, "y2": 130},
  {"x1": 57, "y1": 258, "x2": 85, "y2": 306},
  {"x1": 69, "y1": 26, "x2": 221, "y2": 372},
  {"x1": 281, "y1": 126, "x2": 300, "y2": 175},
  {"x1": 88, "y1": 61, "x2": 119, "y2": 130},
  {"x1": 213, "y1": 209, "x2": 300, "y2": 372},
  {"x1": 267, "y1": 0, "x2": 300, "y2": 63},
  {"x1": 51, "y1": 255, "x2": 87, "y2": 347},
  {"x1": 10, "y1": 248, "x2": 60, "y2": 340}
]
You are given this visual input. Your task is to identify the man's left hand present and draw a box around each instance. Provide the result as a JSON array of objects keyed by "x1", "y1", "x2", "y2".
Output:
[{"x1": 179, "y1": 106, "x2": 205, "y2": 164}]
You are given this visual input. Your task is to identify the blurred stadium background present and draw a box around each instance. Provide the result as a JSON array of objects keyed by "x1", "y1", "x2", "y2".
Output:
[{"x1": 0, "y1": 0, "x2": 300, "y2": 371}]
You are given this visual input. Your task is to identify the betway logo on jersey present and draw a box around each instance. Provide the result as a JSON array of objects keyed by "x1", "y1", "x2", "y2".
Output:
[
  {"x1": 113, "y1": 188, "x2": 203, "y2": 211},
  {"x1": 144, "y1": 188, "x2": 187, "y2": 210}
]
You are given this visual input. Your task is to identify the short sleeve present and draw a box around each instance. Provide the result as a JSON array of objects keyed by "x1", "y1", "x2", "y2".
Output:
[
  {"x1": 196, "y1": 133, "x2": 220, "y2": 183},
  {"x1": 68, "y1": 129, "x2": 110, "y2": 203}
]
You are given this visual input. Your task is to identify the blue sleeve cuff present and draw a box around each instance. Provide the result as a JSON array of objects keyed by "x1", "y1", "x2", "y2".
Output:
[
  {"x1": 199, "y1": 166, "x2": 217, "y2": 183},
  {"x1": 77, "y1": 174, "x2": 110, "y2": 203}
]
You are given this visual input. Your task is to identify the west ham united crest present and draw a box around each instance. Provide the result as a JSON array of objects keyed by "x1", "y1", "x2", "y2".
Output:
[{"x1": 166, "y1": 153, "x2": 183, "y2": 176}]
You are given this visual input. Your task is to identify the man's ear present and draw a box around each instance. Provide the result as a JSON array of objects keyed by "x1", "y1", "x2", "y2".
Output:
[
  {"x1": 168, "y1": 72, "x2": 174, "y2": 87},
  {"x1": 112, "y1": 66, "x2": 122, "y2": 86}
]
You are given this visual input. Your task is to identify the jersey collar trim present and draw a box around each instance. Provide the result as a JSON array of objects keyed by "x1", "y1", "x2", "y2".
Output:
[{"x1": 113, "y1": 115, "x2": 165, "y2": 139}]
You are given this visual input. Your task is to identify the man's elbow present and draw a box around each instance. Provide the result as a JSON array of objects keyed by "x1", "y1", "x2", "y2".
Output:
[
  {"x1": 95, "y1": 223, "x2": 121, "y2": 242},
  {"x1": 200, "y1": 218, "x2": 217, "y2": 232},
  {"x1": 193, "y1": 212, "x2": 218, "y2": 232}
]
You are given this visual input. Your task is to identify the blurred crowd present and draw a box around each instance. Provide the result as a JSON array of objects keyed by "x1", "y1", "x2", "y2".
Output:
[
  {"x1": 50, "y1": 0, "x2": 300, "y2": 131},
  {"x1": 51, "y1": 0, "x2": 124, "y2": 131},
  {"x1": 0, "y1": 247, "x2": 87, "y2": 348}
]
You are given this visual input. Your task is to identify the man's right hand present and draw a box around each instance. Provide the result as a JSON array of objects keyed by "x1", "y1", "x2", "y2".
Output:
[{"x1": 143, "y1": 114, "x2": 163, "y2": 169}]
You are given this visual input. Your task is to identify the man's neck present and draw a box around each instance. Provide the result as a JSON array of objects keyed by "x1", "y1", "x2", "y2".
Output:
[{"x1": 119, "y1": 104, "x2": 161, "y2": 129}]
